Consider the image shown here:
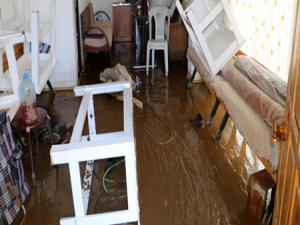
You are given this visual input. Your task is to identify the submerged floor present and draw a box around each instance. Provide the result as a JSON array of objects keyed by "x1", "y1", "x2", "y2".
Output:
[{"x1": 13, "y1": 43, "x2": 262, "y2": 225}]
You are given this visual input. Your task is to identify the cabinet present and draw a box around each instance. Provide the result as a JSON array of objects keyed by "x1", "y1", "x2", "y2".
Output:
[{"x1": 113, "y1": 3, "x2": 135, "y2": 42}]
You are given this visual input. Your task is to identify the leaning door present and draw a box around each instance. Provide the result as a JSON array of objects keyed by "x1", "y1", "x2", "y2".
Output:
[{"x1": 273, "y1": 1, "x2": 300, "y2": 224}]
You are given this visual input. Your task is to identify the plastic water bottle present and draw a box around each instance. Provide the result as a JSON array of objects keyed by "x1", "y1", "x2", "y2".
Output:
[{"x1": 19, "y1": 70, "x2": 38, "y2": 124}]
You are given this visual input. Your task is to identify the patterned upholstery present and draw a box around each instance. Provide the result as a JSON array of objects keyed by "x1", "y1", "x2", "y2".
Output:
[
  {"x1": 235, "y1": 55, "x2": 287, "y2": 106},
  {"x1": 186, "y1": 47, "x2": 282, "y2": 169},
  {"x1": 0, "y1": 112, "x2": 29, "y2": 225}
]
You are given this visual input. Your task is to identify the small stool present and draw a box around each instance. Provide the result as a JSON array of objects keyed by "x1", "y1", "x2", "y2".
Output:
[
  {"x1": 12, "y1": 107, "x2": 53, "y2": 186},
  {"x1": 247, "y1": 169, "x2": 276, "y2": 221}
]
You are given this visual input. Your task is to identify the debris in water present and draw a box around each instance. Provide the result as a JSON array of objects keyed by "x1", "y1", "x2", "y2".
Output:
[{"x1": 195, "y1": 113, "x2": 206, "y2": 128}]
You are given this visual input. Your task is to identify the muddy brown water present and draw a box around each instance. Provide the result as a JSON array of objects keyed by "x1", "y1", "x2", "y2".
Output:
[{"x1": 13, "y1": 48, "x2": 261, "y2": 225}]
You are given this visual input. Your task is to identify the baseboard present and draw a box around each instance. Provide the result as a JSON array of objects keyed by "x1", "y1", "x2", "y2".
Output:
[{"x1": 42, "y1": 80, "x2": 78, "y2": 92}]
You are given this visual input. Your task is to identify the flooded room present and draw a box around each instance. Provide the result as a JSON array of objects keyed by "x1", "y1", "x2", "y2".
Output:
[{"x1": 0, "y1": 0, "x2": 299, "y2": 225}]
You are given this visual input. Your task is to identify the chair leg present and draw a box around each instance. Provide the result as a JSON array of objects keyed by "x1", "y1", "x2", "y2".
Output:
[
  {"x1": 47, "y1": 80, "x2": 55, "y2": 95},
  {"x1": 214, "y1": 112, "x2": 229, "y2": 141},
  {"x1": 207, "y1": 99, "x2": 220, "y2": 127},
  {"x1": 164, "y1": 48, "x2": 169, "y2": 76},
  {"x1": 27, "y1": 128, "x2": 36, "y2": 186},
  {"x1": 152, "y1": 49, "x2": 155, "y2": 69},
  {"x1": 187, "y1": 68, "x2": 197, "y2": 88},
  {"x1": 146, "y1": 45, "x2": 150, "y2": 76}
]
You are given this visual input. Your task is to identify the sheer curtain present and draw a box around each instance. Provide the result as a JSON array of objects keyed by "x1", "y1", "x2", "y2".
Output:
[{"x1": 230, "y1": 0, "x2": 296, "y2": 81}]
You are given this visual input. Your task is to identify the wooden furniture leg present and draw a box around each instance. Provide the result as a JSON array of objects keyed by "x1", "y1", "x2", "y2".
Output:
[
  {"x1": 46, "y1": 114, "x2": 53, "y2": 144},
  {"x1": 34, "y1": 129, "x2": 39, "y2": 155},
  {"x1": 187, "y1": 68, "x2": 197, "y2": 88},
  {"x1": 26, "y1": 127, "x2": 36, "y2": 186},
  {"x1": 47, "y1": 80, "x2": 55, "y2": 95},
  {"x1": 214, "y1": 112, "x2": 229, "y2": 140},
  {"x1": 207, "y1": 99, "x2": 220, "y2": 127}
]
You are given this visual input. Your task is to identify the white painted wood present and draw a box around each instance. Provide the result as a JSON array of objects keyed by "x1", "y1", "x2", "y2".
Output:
[
  {"x1": 31, "y1": 11, "x2": 39, "y2": 91},
  {"x1": 0, "y1": 42, "x2": 21, "y2": 119},
  {"x1": 68, "y1": 161, "x2": 85, "y2": 217},
  {"x1": 87, "y1": 94, "x2": 96, "y2": 140},
  {"x1": 0, "y1": 2, "x2": 56, "y2": 94},
  {"x1": 221, "y1": 0, "x2": 244, "y2": 45},
  {"x1": 74, "y1": 81, "x2": 131, "y2": 96},
  {"x1": 176, "y1": 0, "x2": 211, "y2": 73},
  {"x1": 169, "y1": 0, "x2": 177, "y2": 17},
  {"x1": 70, "y1": 93, "x2": 91, "y2": 143},
  {"x1": 51, "y1": 138, "x2": 135, "y2": 164},
  {"x1": 5, "y1": 43, "x2": 20, "y2": 97},
  {"x1": 82, "y1": 160, "x2": 94, "y2": 214},
  {"x1": 187, "y1": 10, "x2": 215, "y2": 71},
  {"x1": 0, "y1": 95, "x2": 19, "y2": 119},
  {"x1": 80, "y1": 132, "x2": 127, "y2": 143},
  {"x1": 0, "y1": 8, "x2": 2, "y2": 30},
  {"x1": 123, "y1": 87, "x2": 133, "y2": 137},
  {"x1": 60, "y1": 210, "x2": 138, "y2": 225},
  {"x1": 0, "y1": 52, "x2": 55, "y2": 92},
  {"x1": 82, "y1": 93, "x2": 96, "y2": 214},
  {"x1": 50, "y1": 82, "x2": 140, "y2": 225},
  {"x1": 125, "y1": 151, "x2": 139, "y2": 211},
  {"x1": 177, "y1": 0, "x2": 244, "y2": 75},
  {"x1": 198, "y1": 3, "x2": 223, "y2": 32},
  {"x1": 0, "y1": 95, "x2": 18, "y2": 105}
]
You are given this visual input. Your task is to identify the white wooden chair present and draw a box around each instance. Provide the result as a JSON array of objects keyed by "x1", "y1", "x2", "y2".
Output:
[
  {"x1": 177, "y1": 0, "x2": 244, "y2": 75},
  {"x1": 0, "y1": 0, "x2": 56, "y2": 94},
  {"x1": 146, "y1": 6, "x2": 170, "y2": 76},
  {"x1": 0, "y1": 33, "x2": 23, "y2": 119},
  {"x1": 50, "y1": 81, "x2": 140, "y2": 225}
]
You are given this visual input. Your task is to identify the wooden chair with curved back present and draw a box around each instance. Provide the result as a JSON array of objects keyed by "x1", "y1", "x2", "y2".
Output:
[{"x1": 81, "y1": 3, "x2": 113, "y2": 65}]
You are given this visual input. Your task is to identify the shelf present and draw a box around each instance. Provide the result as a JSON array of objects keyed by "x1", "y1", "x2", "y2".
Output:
[
  {"x1": 0, "y1": 95, "x2": 19, "y2": 119},
  {"x1": 3, "y1": 18, "x2": 54, "y2": 41},
  {"x1": 0, "y1": 30, "x2": 22, "y2": 41},
  {"x1": 0, "y1": 53, "x2": 55, "y2": 94}
]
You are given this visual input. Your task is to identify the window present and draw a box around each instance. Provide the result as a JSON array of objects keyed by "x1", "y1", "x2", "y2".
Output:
[{"x1": 230, "y1": 0, "x2": 296, "y2": 81}]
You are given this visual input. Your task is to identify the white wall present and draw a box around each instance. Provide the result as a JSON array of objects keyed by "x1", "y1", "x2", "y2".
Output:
[
  {"x1": 51, "y1": 0, "x2": 78, "y2": 88},
  {"x1": 91, "y1": 0, "x2": 125, "y2": 19},
  {"x1": 0, "y1": 0, "x2": 21, "y2": 23}
]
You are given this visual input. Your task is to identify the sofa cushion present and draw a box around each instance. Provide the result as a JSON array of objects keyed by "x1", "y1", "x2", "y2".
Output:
[
  {"x1": 235, "y1": 55, "x2": 287, "y2": 106},
  {"x1": 221, "y1": 61, "x2": 285, "y2": 127}
]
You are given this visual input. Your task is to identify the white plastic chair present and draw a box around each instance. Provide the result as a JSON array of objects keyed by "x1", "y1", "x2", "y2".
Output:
[{"x1": 146, "y1": 6, "x2": 170, "y2": 76}]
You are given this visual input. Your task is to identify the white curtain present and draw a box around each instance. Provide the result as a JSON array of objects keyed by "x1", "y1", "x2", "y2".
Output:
[{"x1": 230, "y1": 0, "x2": 296, "y2": 81}]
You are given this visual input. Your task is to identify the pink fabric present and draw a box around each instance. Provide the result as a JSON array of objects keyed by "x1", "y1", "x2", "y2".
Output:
[{"x1": 221, "y1": 61, "x2": 285, "y2": 127}]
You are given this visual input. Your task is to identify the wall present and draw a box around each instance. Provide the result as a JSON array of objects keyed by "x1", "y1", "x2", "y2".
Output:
[
  {"x1": 51, "y1": 0, "x2": 78, "y2": 88},
  {"x1": 0, "y1": 0, "x2": 20, "y2": 23},
  {"x1": 91, "y1": 0, "x2": 125, "y2": 19},
  {"x1": 0, "y1": 0, "x2": 79, "y2": 89}
]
